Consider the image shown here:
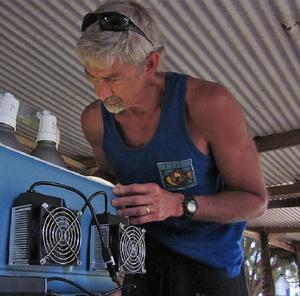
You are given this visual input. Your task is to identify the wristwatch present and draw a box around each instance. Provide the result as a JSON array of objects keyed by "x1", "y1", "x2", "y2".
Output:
[{"x1": 182, "y1": 195, "x2": 197, "y2": 219}]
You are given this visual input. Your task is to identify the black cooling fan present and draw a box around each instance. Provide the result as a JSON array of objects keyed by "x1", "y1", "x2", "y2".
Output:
[
  {"x1": 9, "y1": 191, "x2": 82, "y2": 266},
  {"x1": 90, "y1": 213, "x2": 146, "y2": 274}
]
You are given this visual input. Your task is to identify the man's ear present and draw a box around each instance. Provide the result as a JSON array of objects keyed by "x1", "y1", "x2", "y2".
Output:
[{"x1": 144, "y1": 51, "x2": 160, "y2": 77}]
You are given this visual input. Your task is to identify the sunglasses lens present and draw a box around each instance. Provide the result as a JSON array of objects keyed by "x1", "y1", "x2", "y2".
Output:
[
  {"x1": 81, "y1": 13, "x2": 99, "y2": 32},
  {"x1": 100, "y1": 15, "x2": 129, "y2": 31},
  {"x1": 81, "y1": 12, "x2": 153, "y2": 46}
]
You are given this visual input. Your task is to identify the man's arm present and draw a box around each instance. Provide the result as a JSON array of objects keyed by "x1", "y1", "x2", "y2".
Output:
[
  {"x1": 81, "y1": 100, "x2": 116, "y2": 183},
  {"x1": 186, "y1": 82, "x2": 267, "y2": 223},
  {"x1": 112, "y1": 81, "x2": 268, "y2": 224}
]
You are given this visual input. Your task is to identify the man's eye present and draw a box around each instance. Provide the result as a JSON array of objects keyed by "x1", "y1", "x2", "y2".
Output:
[
  {"x1": 108, "y1": 77, "x2": 121, "y2": 82},
  {"x1": 88, "y1": 76, "x2": 121, "y2": 83},
  {"x1": 88, "y1": 76, "x2": 98, "y2": 82}
]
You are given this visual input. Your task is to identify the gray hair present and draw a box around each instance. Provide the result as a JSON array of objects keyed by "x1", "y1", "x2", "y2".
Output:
[{"x1": 76, "y1": 0, "x2": 164, "y2": 69}]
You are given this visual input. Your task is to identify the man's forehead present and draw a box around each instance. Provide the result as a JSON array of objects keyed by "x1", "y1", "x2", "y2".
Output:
[{"x1": 84, "y1": 64, "x2": 123, "y2": 77}]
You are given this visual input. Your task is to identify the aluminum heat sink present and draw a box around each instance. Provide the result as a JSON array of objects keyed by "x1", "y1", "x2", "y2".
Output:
[
  {"x1": 9, "y1": 191, "x2": 82, "y2": 266},
  {"x1": 90, "y1": 214, "x2": 146, "y2": 274}
]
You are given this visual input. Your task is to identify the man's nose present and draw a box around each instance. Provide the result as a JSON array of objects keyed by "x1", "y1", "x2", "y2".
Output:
[{"x1": 95, "y1": 80, "x2": 112, "y2": 100}]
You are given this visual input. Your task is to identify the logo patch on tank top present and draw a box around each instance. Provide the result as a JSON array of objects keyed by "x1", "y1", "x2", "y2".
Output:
[{"x1": 157, "y1": 159, "x2": 197, "y2": 190}]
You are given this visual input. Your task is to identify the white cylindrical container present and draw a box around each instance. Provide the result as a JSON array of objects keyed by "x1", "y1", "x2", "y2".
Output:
[
  {"x1": 31, "y1": 110, "x2": 66, "y2": 168},
  {"x1": 0, "y1": 92, "x2": 24, "y2": 151},
  {"x1": 36, "y1": 110, "x2": 58, "y2": 143},
  {"x1": 0, "y1": 92, "x2": 19, "y2": 130}
]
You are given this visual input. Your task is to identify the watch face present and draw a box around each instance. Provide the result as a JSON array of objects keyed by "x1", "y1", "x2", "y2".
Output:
[
  {"x1": 183, "y1": 197, "x2": 197, "y2": 219},
  {"x1": 187, "y1": 200, "x2": 197, "y2": 214}
]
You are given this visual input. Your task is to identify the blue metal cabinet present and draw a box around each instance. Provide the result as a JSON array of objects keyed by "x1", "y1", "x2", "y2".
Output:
[{"x1": 0, "y1": 145, "x2": 116, "y2": 295}]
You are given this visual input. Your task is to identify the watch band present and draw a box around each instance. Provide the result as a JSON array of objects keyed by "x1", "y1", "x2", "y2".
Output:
[{"x1": 182, "y1": 195, "x2": 197, "y2": 220}]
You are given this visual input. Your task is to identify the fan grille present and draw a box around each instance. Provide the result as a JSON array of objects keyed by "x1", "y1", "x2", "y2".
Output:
[
  {"x1": 41, "y1": 205, "x2": 82, "y2": 265},
  {"x1": 119, "y1": 224, "x2": 146, "y2": 273}
]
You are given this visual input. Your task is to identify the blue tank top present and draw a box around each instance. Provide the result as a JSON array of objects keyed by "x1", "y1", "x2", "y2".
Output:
[{"x1": 102, "y1": 72, "x2": 246, "y2": 278}]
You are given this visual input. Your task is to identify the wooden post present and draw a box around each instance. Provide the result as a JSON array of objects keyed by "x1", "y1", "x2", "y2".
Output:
[
  {"x1": 294, "y1": 242, "x2": 300, "y2": 289},
  {"x1": 260, "y1": 230, "x2": 275, "y2": 296}
]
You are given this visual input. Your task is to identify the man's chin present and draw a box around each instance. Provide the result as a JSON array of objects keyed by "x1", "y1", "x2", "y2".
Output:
[{"x1": 103, "y1": 104, "x2": 126, "y2": 114}]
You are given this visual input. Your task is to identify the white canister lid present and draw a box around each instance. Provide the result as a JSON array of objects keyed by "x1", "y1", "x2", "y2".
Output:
[
  {"x1": 0, "y1": 92, "x2": 20, "y2": 130},
  {"x1": 36, "y1": 110, "x2": 60, "y2": 144}
]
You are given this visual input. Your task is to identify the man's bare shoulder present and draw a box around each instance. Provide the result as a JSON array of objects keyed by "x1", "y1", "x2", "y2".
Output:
[
  {"x1": 186, "y1": 76, "x2": 245, "y2": 140},
  {"x1": 82, "y1": 100, "x2": 101, "y2": 121},
  {"x1": 81, "y1": 100, "x2": 103, "y2": 146},
  {"x1": 187, "y1": 76, "x2": 234, "y2": 107}
]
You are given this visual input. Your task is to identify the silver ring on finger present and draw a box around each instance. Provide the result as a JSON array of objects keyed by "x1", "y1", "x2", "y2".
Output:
[{"x1": 145, "y1": 207, "x2": 150, "y2": 215}]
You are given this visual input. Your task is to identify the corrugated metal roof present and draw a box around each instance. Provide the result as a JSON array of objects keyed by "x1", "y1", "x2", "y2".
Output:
[
  {"x1": 1, "y1": 0, "x2": 300, "y2": 242},
  {"x1": 261, "y1": 147, "x2": 300, "y2": 186},
  {"x1": 1, "y1": 0, "x2": 300, "y2": 158},
  {"x1": 251, "y1": 207, "x2": 300, "y2": 228},
  {"x1": 249, "y1": 205, "x2": 300, "y2": 244}
]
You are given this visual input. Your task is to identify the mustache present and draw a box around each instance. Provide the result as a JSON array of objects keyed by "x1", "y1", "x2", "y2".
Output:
[
  {"x1": 104, "y1": 95, "x2": 122, "y2": 103},
  {"x1": 103, "y1": 96, "x2": 125, "y2": 114}
]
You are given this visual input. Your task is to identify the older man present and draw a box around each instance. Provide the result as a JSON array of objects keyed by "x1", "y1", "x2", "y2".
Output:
[{"x1": 77, "y1": 1, "x2": 267, "y2": 295}]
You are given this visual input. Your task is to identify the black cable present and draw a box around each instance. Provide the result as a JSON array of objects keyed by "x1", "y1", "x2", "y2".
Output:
[
  {"x1": 81, "y1": 191, "x2": 118, "y2": 286},
  {"x1": 81, "y1": 191, "x2": 108, "y2": 214},
  {"x1": 47, "y1": 277, "x2": 95, "y2": 296},
  {"x1": 47, "y1": 284, "x2": 136, "y2": 296},
  {"x1": 29, "y1": 181, "x2": 119, "y2": 284},
  {"x1": 102, "y1": 284, "x2": 136, "y2": 296}
]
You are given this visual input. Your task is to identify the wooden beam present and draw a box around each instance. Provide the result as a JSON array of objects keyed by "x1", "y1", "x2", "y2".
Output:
[
  {"x1": 245, "y1": 229, "x2": 295, "y2": 252},
  {"x1": 268, "y1": 196, "x2": 300, "y2": 208},
  {"x1": 268, "y1": 182, "x2": 300, "y2": 196},
  {"x1": 15, "y1": 134, "x2": 89, "y2": 171},
  {"x1": 254, "y1": 128, "x2": 300, "y2": 152},
  {"x1": 244, "y1": 229, "x2": 260, "y2": 240},
  {"x1": 251, "y1": 227, "x2": 300, "y2": 234},
  {"x1": 269, "y1": 235, "x2": 295, "y2": 253},
  {"x1": 16, "y1": 135, "x2": 35, "y2": 150},
  {"x1": 61, "y1": 155, "x2": 88, "y2": 171}
]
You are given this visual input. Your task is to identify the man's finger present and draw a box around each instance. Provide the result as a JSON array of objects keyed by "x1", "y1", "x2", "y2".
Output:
[
  {"x1": 117, "y1": 205, "x2": 151, "y2": 217},
  {"x1": 111, "y1": 195, "x2": 147, "y2": 207},
  {"x1": 113, "y1": 183, "x2": 153, "y2": 196}
]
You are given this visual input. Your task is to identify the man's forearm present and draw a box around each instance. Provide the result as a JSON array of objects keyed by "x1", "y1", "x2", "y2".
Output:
[{"x1": 192, "y1": 190, "x2": 267, "y2": 224}]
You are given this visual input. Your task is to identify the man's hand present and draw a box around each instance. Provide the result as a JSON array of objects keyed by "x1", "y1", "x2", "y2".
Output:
[{"x1": 112, "y1": 183, "x2": 184, "y2": 224}]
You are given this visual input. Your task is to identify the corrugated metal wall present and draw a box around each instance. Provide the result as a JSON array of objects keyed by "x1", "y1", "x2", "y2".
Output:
[{"x1": 1, "y1": 0, "x2": 300, "y2": 188}]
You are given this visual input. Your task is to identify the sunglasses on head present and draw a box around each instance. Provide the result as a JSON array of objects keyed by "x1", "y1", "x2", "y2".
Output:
[{"x1": 81, "y1": 11, "x2": 153, "y2": 47}]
